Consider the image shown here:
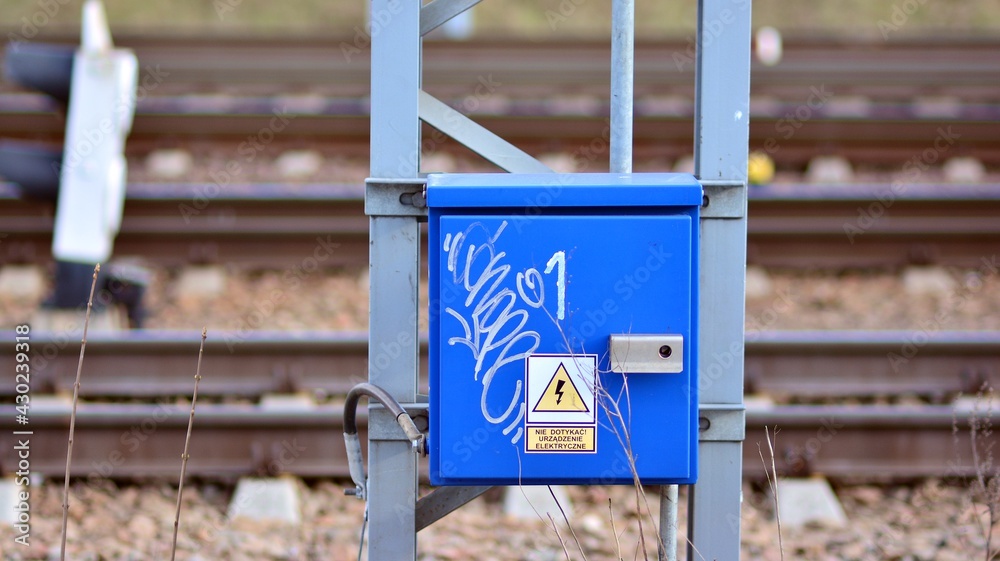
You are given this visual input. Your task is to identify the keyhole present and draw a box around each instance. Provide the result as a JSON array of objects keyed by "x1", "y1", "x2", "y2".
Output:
[{"x1": 658, "y1": 345, "x2": 672, "y2": 359}]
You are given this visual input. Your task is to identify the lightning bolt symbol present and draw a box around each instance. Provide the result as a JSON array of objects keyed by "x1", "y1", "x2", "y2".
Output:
[{"x1": 554, "y1": 380, "x2": 566, "y2": 405}]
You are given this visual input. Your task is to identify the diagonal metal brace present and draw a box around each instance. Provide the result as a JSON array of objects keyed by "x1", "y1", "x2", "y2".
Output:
[
  {"x1": 416, "y1": 486, "x2": 493, "y2": 531},
  {"x1": 418, "y1": 91, "x2": 553, "y2": 174},
  {"x1": 420, "y1": 0, "x2": 484, "y2": 36}
]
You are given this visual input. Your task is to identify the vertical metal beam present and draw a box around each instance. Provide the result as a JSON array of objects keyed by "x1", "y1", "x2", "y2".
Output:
[
  {"x1": 689, "y1": 0, "x2": 751, "y2": 559},
  {"x1": 368, "y1": 0, "x2": 421, "y2": 558},
  {"x1": 609, "y1": 0, "x2": 634, "y2": 174}
]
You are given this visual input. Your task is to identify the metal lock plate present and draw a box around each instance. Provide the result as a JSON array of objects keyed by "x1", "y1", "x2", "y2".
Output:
[{"x1": 609, "y1": 334, "x2": 684, "y2": 373}]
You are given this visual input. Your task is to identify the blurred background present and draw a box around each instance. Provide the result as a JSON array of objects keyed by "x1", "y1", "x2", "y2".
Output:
[{"x1": 1, "y1": 1, "x2": 1000, "y2": 560}]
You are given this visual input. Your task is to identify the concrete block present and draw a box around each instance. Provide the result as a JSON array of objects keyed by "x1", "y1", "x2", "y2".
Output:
[
  {"x1": 275, "y1": 150, "x2": 323, "y2": 179},
  {"x1": 745, "y1": 265, "x2": 774, "y2": 300},
  {"x1": 755, "y1": 26, "x2": 782, "y2": 66},
  {"x1": 421, "y1": 152, "x2": 457, "y2": 174},
  {"x1": 145, "y1": 149, "x2": 194, "y2": 180},
  {"x1": 806, "y1": 156, "x2": 853, "y2": 184},
  {"x1": 29, "y1": 395, "x2": 73, "y2": 414},
  {"x1": 503, "y1": 485, "x2": 574, "y2": 524},
  {"x1": 175, "y1": 265, "x2": 227, "y2": 300},
  {"x1": 825, "y1": 96, "x2": 872, "y2": 119},
  {"x1": 260, "y1": 394, "x2": 315, "y2": 411},
  {"x1": 943, "y1": 157, "x2": 986, "y2": 184},
  {"x1": 0, "y1": 265, "x2": 46, "y2": 300},
  {"x1": 640, "y1": 95, "x2": 693, "y2": 117},
  {"x1": 537, "y1": 153, "x2": 576, "y2": 173},
  {"x1": 902, "y1": 266, "x2": 956, "y2": 298},
  {"x1": 0, "y1": 478, "x2": 26, "y2": 525},
  {"x1": 913, "y1": 96, "x2": 962, "y2": 119},
  {"x1": 227, "y1": 477, "x2": 301, "y2": 525},
  {"x1": 30, "y1": 308, "x2": 124, "y2": 334},
  {"x1": 776, "y1": 477, "x2": 846, "y2": 528},
  {"x1": 673, "y1": 155, "x2": 695, "y2": 174}
]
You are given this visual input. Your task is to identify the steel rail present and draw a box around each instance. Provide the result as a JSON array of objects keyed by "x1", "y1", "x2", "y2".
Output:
[
  {"x1": 3, "y1": 183, "x2": 999, "y2": 269},
  {"x1": 3, "y1": 330, "x2": 998, "y2": 401},
  {"x1": 3, "y1": 95, "x2": 998, "y2": 169},
  {"x1": 2, "y1": 35, "x2": 998, "y2": 91},
  {"x1": 0, "y1": 402, "x2": 996, "y2": 480},
  {"x1": 2, "y1": 38, "x2": 999, "y2": 167}
]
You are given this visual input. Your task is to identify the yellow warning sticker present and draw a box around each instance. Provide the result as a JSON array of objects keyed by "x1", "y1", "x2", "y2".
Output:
[
  {"x1": 526, "y1": 426, "x2": 596, "y2": 453},
  {"x1": 533, "y1": 363, "x2": 590, "y2": 413}
]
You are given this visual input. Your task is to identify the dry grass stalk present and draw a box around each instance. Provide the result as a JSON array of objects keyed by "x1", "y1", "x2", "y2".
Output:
[
  {"x1": 608, "y1": 498, "x2": 624, "y2": 561},
  {"x1": 757, "y1": 426, "x2": 784, "y2": 561},
  {"x1": 548, "y1": 513, "x2": 573, "y2": 561},
  {"x1": 170, "y1": 327, "x2": 208, "y2": 561},
  {"x1": 548, "y1": 485, "x2": 589, "y2": 561},
  {"x1": 60, "y1": 263, "x2": 100, "y2": 561},
  {"x1": 967, "y1": 383, "x2": 1000, "y2": 561}
]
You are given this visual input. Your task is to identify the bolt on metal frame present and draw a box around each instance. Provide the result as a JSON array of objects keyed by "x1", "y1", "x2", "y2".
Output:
[{"x1": 365, "y1": 0, "x2": 749, "y2": 559}]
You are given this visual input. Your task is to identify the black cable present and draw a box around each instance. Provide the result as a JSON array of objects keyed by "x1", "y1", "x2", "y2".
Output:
[
  {"x1": 344, "y1": 382, "x2": 408, "y2": 435},
  {"x1": 356, "y1": 507, "x2": 368, "y2": 561}
]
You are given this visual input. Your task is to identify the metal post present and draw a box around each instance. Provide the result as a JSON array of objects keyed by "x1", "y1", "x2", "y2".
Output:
[
  {"x1": 658, "y1": 483, "x2": 679, "y2": 561},
  {"x1": 612, "y1": 3, "x2": 685, "y2": 559},
  {"x1": 609, "y1": 0, "x2": 634, "y2": 174},
  {"x1": 688, "y1": 0, "x2": 751, "y2": 560},
  {"x1": 368, "y1": 0, "x2": 421, "y2": 558}
]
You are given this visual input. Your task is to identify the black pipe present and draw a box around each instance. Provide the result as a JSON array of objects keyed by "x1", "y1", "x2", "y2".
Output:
[{"x1": 344, "y1": 382, "x2": 408, "y2": 436}]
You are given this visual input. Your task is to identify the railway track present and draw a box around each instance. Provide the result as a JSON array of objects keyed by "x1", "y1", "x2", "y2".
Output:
[
  {"x1": 3, "y1": 182, "x2": 999, "y2": 270},
  {"x1": 0, "y1": 402, "x2": 994, "y2": 481},
  {"x1": 1, "y1": 329, "x2": 998, "y2": 479},
  {"x1": 2, "y1": 36, "x2": 999, "y2": 167},
  {"x1": 4, "y1": 329, "x2": 998, "y2": 401}
]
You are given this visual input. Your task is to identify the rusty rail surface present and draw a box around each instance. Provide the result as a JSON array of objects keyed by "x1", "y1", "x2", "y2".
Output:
[
  {"x1": 0, "y1": 329, "x2": 998, "y2": 479},
  {"x1": 3, "y1": 183, "x2": 999, "y2": 270},
  {"x1": 2, "y1": 329, "x2": 998, "y2": 401},
  {"x1": 0, "y1": 402, "x2": 996, "y2": 480},
  {"x1": 2, "y1": 36, "x2": 999, "y2": 167}
]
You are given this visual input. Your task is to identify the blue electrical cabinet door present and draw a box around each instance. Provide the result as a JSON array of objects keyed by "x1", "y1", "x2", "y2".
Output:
[{"x1": 427, "y1": 173, "x2": 700, "y2": 485}]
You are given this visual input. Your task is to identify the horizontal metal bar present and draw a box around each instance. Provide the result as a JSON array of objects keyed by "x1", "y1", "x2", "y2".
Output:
[
  {"x1": 368, "y1": 404, "x2": 429, "y2": 441},
  {"x1": 365, "y1": 178, "x2": 428, "y2": 217},
  {"x1": 699, "y1": 180, "x2": 746, "y2": 219},
  {"x1": 699, "y1": 404, "x2": 746, "y2": 442}
]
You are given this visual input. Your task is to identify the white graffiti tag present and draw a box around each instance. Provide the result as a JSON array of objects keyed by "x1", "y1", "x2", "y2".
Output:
[{"x1": 443, "y1": 221, "x2": 552, "y2": 444}]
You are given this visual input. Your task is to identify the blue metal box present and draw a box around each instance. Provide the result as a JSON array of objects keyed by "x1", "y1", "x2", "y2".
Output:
[{"x1": 427, "y1": 173, "x2": 700, "y2": 485}]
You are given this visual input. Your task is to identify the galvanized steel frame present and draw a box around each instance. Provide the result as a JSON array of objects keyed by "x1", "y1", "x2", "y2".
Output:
[
  {"x1": 365, "y1": 0, "x2": 749, "y2": 559},
  {"x1": 688, "y1": 0, "x2": 750, "y2": 559}
]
